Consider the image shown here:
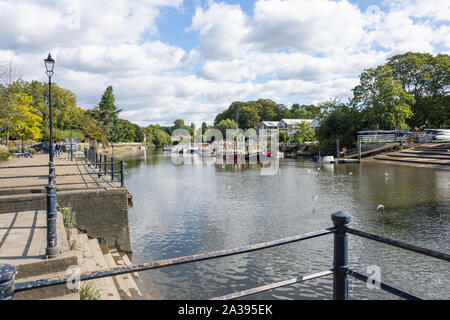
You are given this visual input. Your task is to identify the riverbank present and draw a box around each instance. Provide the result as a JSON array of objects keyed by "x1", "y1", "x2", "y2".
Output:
[{"x1": 364, "y1": 143, "x2": 450, "y2": 171}]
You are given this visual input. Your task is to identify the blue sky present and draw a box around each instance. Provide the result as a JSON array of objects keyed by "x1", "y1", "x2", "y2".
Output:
[{"x1": 0, "y1": 0, "x2": 448, "y2": 126}]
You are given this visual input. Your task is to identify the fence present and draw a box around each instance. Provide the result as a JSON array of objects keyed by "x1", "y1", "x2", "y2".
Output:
[
  {"x1": 0, "y1": 148, "x2": 126, "y2": 190},
  {"x1": 358, "y1": 131, "x2": 450, "y2": 144},
  {"x1": 83, "y1": 148, "x2": 125, "y2": 187},
  {"x1": 1, "y1": 211, "x2": 448, "y2": 300}
]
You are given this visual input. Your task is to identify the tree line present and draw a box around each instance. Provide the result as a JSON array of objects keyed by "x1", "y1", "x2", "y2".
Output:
[
  {"x1": 1, "y1": 52, "x2": 448, "y2": 152},
  {"x1": 210, "y1": 52, "x2": 449, "y2": 153}
]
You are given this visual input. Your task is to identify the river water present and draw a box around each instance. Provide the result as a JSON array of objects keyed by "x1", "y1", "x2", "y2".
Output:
[{"x1": 116, "y1": 149, "x2": 449, "y2": 300}]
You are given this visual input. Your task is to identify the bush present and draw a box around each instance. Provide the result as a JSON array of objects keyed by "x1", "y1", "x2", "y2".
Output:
[
  {"x1": 80, "y1": 281, "x2": 101, "y2": 300},
  {"x1": 28, "y1": 148, "x2": 37, "y2": 155},
  {"x1": 9, "y1": 147, "x2": 18, "y2": 154},
  {"x1": 0, "y1": 152, "x2": 10, "y2": 161},
  {"x1": 62, "y1": 204, "x2": 77, "y2": 228}
]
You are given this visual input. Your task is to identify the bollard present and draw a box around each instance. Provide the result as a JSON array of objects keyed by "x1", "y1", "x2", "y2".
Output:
[
  {"x1": 0, "y1": 264, "x2": 17, "y2": 300},
  {"x1": 46, "y1": 183, "x2": 58, "y2": 258},
  {"x1": 98, "y1": 154, "x2": 102, "y2": 178},
  {"x1": 332, "y1": 211, "x2": 351, "y2": 300},
  {"x1": 104, "y1": 155, "x2": 107, "y2": 176},
  {"x1": 111, "y1": 157, "x2": 115, "y2": 181},
  {"x1": 120, "y1": 160, "x2": 124, "y2": 187}
]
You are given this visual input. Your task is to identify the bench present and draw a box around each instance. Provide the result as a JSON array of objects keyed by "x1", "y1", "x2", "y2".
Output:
[{"x1": 13, "y1": 153, "x2": 27, "y2": 158}]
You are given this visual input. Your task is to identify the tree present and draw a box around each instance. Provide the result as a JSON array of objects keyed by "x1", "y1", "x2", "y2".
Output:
[
  {"x1": 352, "y1": 65, "x2": 415, "y2": 130},
  {"x1": 279, "y1": 130, "x2": 290, "y2": 143},
  {"x1": 89, "y1": 86, "x2": 122, "y2": 143},
  {"x1": 215, "y1": 119, "x2": 237, "y2": 138},
  {"x1": 387, "y1": 52, "x2": 450, "y2": 127},
  {"x1": 201, "y1": 122, "x2": 208, "y2": 135},
  {"x1": 293, "y1": 121, "x2": 315, "y2": 144},
  {"x1": 4, "y1": 93, "x2": 42, "y2": 151},
  {"x1": 316, "y1": 104, "x2": 363, "y2": 154}
]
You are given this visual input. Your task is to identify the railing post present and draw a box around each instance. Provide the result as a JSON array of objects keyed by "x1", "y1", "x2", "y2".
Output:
[
  {"x1": 0, "y1": 264, "x2": 17, "y2": 300},
  {"x1": 120, "y1": 160, "x2": 124, "y2": 187},
  {"x1": 98, "y1": 154, "x2": 102, "y2": 178},
  {"x1": 104, "y1": 155, "x2": 107, "y2": 176},
  {"x1": 111, "y1": 157, "x2": 115, "y2": 181},
  {"x1": 95, "y1": 153, "x2": 98, "y2": 169},
  {"x1": 331, "y1": 211, "x2": 351, "y2": 300}
]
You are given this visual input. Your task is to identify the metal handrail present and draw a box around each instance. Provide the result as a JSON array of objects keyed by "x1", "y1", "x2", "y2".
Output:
[
  {"x1": 1, "y1": 212, "x2": 449, "y2": 300},
  {"x1": 13, "y1": 228, "x2": 335, "y2": 292},
  {"x1": 346, "y1": 269, "x2": 421, "y2": 300}
]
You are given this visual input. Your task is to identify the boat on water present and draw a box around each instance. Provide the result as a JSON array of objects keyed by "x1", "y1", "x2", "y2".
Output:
[{"x1": 162, "y1": 146, "x2": 171, "y2": 152}]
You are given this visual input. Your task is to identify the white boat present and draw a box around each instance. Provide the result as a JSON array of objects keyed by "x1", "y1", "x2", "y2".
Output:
[{"x1": 321, "y1": 156, "x2": 335, "y2": 163}]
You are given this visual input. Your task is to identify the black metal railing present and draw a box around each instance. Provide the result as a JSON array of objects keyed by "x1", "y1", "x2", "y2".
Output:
[
  {"x1": 0, "y1": 148, "x2": 126, "y2": 189},
  {"x1": 83, "y1": 148, "x2": 125, "y2": 187},
  {"x1": 0, "y1": 211, "x2": 448, "y2": 300}
]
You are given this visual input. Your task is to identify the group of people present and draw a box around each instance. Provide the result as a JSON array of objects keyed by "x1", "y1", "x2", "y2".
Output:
[{"x1": 53, "y1": 142, "x2": 70, "y2": 157}]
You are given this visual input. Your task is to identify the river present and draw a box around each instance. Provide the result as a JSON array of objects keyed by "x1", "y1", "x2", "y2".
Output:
[{"x1": 115, "y1": 149, "x2": 449, "y2": 300}]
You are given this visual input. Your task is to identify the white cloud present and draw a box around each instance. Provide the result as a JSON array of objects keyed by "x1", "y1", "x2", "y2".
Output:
[{"x1": 0, "y1": 0, "x2": 448, "y2": 127}]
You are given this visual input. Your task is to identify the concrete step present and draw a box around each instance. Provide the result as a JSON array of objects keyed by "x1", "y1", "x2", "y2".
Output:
[
  {"x1": 111, "y1": 250, "x2": 143, "y2": 299},
  {"x1": 15, "y1": 270, "x2": 79, "y2": 300},
  {"x1": 374, "y1": 156, "x2": 450, "y2": 165},
  {"x1": 386, "y1": 152, "x2": 450, "y2": 160},
  {"x1": 103, "y1": 250, "x2": 142, "y2": 299},
  {"x1": 75, "y1": 233, "x2": 111, "y2": 300},
  {"x1": 88, "y1": 239, "x2": 121, "y2": 300}
]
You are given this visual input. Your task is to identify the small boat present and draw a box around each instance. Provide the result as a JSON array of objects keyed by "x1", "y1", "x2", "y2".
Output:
[
  {"x1": 321, "y1": 156, "x2": 335, "y2": 163},
  {"x1": 162, "y1": 146, "x2": 171, "y2": 152}
]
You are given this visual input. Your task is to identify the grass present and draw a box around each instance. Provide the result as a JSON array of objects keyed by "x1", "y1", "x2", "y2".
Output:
[
  {"x1": 70, "y1": 240, "x2": 81, "y2": 251},
  {"x1": 0, "y1": 152, "x2": 10, "y2": 161},
  {"x1": 79, "y1": 281, "x2": 101, "y2": 300},
  {"x1": 62, "y1": 204, "x2": 77, "y2": 228}
]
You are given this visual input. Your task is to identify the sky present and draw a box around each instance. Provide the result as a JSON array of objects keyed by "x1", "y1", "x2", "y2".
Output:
[{"x1": 0, "y1": 0, "x2": 448, "y2": 127}]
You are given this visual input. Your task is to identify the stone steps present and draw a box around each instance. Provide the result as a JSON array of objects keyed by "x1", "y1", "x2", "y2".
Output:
[{"x1": 109, "y1": 248, "x2": 143, "y2": 299}]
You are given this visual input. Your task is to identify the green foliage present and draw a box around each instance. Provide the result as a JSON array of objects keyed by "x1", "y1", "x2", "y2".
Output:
[
  {"x1": 80, "y1": 281, "x2": 101, "y2": 300},
  {"x1": 144, "y1": 125, "x2": 172, "y2": 146},
  {"x1": 215, "y1": 119, "x2": 237, "y2": 138},
  {"x1": 279, "y1": 130, "x2": 290, "y2": 143},
  {"x1": 352, "y1": 65, "x2": 415, "y2": 130},
  {"x1": 0, "y1": 152, "x2": 10, "y2": 161},
  {"x1": 293, "y1": 121, "x2": 316, "y2": 144},
  {"x1": 62, "y1": 204, "x2": 76, "y2": 228},
  {"x1": 386, "y1": 52, "x2": 449, "y2": 128},
  {"x1": 316, "y1": 104, "x2": 363, "y2": 154}
]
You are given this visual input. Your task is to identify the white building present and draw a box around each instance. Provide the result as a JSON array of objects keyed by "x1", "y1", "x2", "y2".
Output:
[{"x1": 278, "y1": 118, "x2": 321, "y2": 138}]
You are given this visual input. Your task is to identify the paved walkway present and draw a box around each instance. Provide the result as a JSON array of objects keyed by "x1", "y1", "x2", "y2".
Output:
[
  {"x1": 0, "y1": 153, "x2": 117, "y2": 194},
  {"x1": 0, "y1": 210, "x2": 67, "y2": 266}
]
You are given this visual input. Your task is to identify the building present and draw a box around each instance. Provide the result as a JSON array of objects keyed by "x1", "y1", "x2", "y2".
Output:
[
  {"x1": 257, "y1": 121, "x2": 279, "y2": 131},
  {"x1": 278, "y1": 118, "x2": 321, "y2": 138}
]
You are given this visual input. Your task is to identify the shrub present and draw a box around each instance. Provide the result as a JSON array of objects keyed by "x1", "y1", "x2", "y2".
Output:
[
  {"x1": 28, "y1": 148, "x2": 37, "y2": 155},
  {"x1": 80, "y1": 281, "x2": 101, "y2": 300},
  {"x1": 9, "y1": 147, "x2": 18, "y2": 154},
  {"x1": 0, "y1": 152, "x2": 10, "y2": 161},
  {"x1": 62, "y1": 204, "x2": 77, "y2": 228}
]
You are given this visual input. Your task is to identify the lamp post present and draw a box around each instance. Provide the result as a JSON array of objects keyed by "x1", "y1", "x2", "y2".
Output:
[{"x1": 44, "y1": 53, "x2": 58, "y2": 258}]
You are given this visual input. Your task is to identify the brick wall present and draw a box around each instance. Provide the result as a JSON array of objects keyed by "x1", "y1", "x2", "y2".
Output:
[{"x1": 0, "y1": 188, "x2": 132, "y2": 253}]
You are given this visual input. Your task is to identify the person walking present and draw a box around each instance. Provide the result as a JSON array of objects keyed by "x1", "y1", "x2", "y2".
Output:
[{"x1": 55, "y1": 142, "x2": 61, "y2": 157}]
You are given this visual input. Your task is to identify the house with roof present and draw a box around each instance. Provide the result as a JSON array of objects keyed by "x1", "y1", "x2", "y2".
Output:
[
  {"x1": 278, "y1": 118, "x2": 321, "y2": 138},
  {"x1": 257, "y1": 121, "x2": 279, "y2": 131}
]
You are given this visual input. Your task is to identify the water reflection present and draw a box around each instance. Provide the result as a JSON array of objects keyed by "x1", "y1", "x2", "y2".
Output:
[{"x1": 119, "y1": 150, "x2": 449, "y2": 300}]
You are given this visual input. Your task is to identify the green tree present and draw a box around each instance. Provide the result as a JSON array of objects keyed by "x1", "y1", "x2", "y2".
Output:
[
  {"x1": 316, "y1": 104, "x2": 363, "y2": 154},
  {"x1": 293, "y1": 121, "x2": 315, "y2": 144},
  {"x1": 279, "y1": 130, "x2": 290, "y2": 143},
  {"x1": 352, "y1": 65, "x2": 415, "y2": 130},
  {"x1": 215, "y1": 119, "x2": 237, "y2": 138},
  {"x1": 387, "y1": 52, "x2": 450, "y2": 127}
]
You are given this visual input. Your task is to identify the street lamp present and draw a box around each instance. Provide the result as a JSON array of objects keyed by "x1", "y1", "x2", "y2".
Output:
[{"x1": 44, "y1": 53, "x2": 58, "y2": 258}]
